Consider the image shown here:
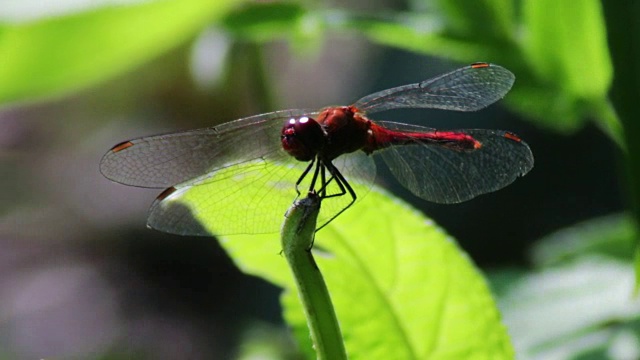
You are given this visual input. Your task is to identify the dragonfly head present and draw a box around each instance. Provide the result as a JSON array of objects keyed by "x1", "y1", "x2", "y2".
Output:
[{"x1": 281, "y1": 116, "x2": 327, "y2": 162}]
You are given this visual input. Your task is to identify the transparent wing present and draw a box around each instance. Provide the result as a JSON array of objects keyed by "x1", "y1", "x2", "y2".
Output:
[
  {"x1": 101, "y1": 108, "x2": 377, "y2": 236},
  {"x1": 354, "y1": 63, "x2": 515, "y2": 114},
  {"x1": 146, "y1": 151, "x2": 376, "y2": 236},
  {"x1": 376, "y1": 121, "x2": 533, "y2": 204},
  {"x1": 100, "y1": 109, "x2": 315, "y2": 188}
]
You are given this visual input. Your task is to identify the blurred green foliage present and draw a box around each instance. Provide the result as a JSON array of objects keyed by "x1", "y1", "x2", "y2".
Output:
[
  {"x1": 490, "y1": 214, "x2": 640, "y2": 359},
  {"x1": 0, "y1": 0, "x2": 238, "y2": 104}
]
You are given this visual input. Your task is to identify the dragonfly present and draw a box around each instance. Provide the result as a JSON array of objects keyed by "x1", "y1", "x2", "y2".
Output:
[{"x1": 100, "y1": 62, "x2": 534, "y2": 236}]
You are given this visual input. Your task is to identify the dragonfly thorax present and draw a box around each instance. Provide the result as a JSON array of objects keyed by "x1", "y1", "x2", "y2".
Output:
[
  {"x1": 316, "y1": 106, "x2": 372, "y2": 160},
  {"x1": 281, "y1": 106, "x2": 373, "y2": 163}
]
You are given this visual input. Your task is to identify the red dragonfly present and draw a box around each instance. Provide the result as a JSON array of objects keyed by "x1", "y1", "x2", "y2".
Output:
[{"x1": 101, "y1": 62, "x2": 533, "y2": 236}]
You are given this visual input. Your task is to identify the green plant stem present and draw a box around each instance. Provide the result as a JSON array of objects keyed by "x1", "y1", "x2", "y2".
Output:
[
  {"x1": 281, "y1": 193, "x2": 347, "y2": 360},
  {"x1": 601, "y1": 0, "x2": 640, "y2": 286}
]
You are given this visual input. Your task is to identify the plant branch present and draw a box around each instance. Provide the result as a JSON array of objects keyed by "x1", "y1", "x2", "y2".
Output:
[{"x1": 281, "y1": 192, "x2": 347, "y2": 360}]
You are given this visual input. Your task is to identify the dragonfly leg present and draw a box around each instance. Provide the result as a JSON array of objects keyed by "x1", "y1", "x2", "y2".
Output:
[
  {"x1": 314, "y1": 161, "x2": 357, "y2": 233},
  {"x1": 307, "y1": 159, "x2": 323, "y2": 194},
  {"x1": 317, "y1": 168, "x2": 346, "y2": 199},
  {"x1": 314, "y1": 159, "x2": 343, "y2": 198},
  {"x1": 318, "y1": 161, "x2": 327, "y2": 198},
  {"x1": 295, "y1": 157, "x2": 317, "y2": 197}
]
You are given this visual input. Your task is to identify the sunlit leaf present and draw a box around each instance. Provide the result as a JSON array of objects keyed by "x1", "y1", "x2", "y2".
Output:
[
  {"x1": 148, "y1": 152, "x2": 375, "y2": 236},
  {"x1": 0, "y1": 0, "x2": 241, "y2": 105},
  {"x1": 522, "y1": 0, "x2": 612, "y2": 99},
  {"x1": 216, "y1": 188, "x2": 514, "y2": 359}
]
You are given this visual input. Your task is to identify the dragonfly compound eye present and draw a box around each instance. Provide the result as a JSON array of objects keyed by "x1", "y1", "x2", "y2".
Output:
[{"x1": 281, "y1": 116, "x2": 327, "y2": 162}]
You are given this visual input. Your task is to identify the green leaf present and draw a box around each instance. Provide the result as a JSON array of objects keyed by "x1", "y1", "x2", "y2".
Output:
[
  {"x1": 335, "y1": 12, "x2": 516, "y2": 64},
  {"x1": 221, "y1": 2, "x2": 306, "y2": 41},
  {"x1": 492, "y1": 215, "x2": 640, "y2": 358},
  {"x1": 530, "y1": 214, "x2": 637, "y2": 267},
  {"x1": 218, "y1": 188, "x2": 514, "y2": 359},
  {"x1": 522, "y1": 0, "x2": 612, "y2": 99},
  {"x1": 220, "y1": 2, "x2": 323, "y2": 55},
  {"x1": 504, "y1": 85, "x2": 583, "y2": 132},
  {"x1": 220, "y1": 6, "x2": 520, "y2": 64},
  {"x1": 0, "y1": 0, "x2": 240, "y2": 105},
  {"x1": 157, "y1": 154, "x2": 374, "y2": 236},
  {"x1": 497, "y1": 257, "x2": 639, "y2": 359},
  {"x1": 434, "y1": 0, "x2": 513, "y2": 41}
]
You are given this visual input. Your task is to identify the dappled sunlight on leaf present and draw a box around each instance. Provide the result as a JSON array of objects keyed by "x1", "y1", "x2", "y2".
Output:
[{"x1": 219, "y1": 188, "x2": 514, "y2": 359}]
